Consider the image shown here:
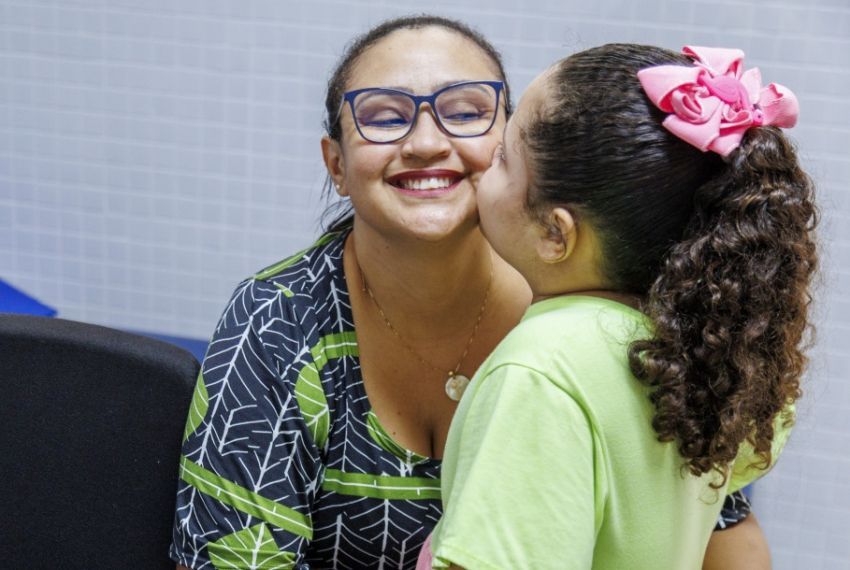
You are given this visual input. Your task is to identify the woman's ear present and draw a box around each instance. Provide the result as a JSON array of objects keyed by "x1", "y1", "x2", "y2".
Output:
[
  {"x1": 536, "y1": 207, "x2": 577, "y2": 264},
  {"x1": 321, "y1": 135, "x2": 347, "y2": 196}
]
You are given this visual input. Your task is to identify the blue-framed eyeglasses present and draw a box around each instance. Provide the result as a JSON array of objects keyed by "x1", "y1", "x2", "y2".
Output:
[{"x1": 341, "y1": 80, "x2": 505, "y2": 144}]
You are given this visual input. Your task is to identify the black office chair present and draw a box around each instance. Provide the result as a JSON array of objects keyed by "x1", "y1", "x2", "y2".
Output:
[{"x1": 0, "y1": 314, "x2": 200, "y2": 569}]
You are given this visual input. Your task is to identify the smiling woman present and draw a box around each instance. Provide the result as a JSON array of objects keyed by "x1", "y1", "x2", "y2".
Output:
[
  {"x1": 170, "y1": 16, "x2": 773, "y2": 570},
  {"x1": 169, "y1": 16, "x2": 527, "y2": 570}
]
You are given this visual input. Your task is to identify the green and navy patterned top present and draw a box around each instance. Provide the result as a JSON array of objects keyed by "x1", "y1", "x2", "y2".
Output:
[
  {"x1": 170, "y1": 230, "x2": 752, "y2": 569},
  {"x1": 170, "y1": 231, "x2": 441, "y2": 569}
]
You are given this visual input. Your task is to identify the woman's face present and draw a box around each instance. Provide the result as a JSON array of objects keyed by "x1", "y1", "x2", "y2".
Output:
[{"x1": 326, "y1": 26, "x2": 507, "y2": 243}]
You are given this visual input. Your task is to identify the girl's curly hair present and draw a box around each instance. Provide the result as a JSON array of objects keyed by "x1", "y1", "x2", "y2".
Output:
[{"x1": 525, "y1": 44, "x2": 817, "y2": 483}]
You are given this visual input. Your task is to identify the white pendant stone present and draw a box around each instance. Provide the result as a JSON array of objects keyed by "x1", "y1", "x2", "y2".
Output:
[{"x1": 445, "y1": 374, "x2": 471, "y2": 401}]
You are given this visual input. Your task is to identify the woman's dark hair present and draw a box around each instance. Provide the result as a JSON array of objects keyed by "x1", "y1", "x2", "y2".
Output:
[
  {"x1": 524, "y1": 43, "x2": 817, "y2": 484},
  {"x1": 320, "y1": 14, "x2": 513, "y2": 232}
]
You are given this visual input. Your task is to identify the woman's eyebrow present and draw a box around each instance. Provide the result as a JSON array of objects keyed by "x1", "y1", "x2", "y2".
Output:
[{"x1": 378, "y1": 79, "x2": 480, "y2": 93}]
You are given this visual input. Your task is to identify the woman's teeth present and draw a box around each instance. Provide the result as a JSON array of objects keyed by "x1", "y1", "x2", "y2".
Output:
[{"x1": 396, "y1": 177, "x2": 455, "y2": 190}]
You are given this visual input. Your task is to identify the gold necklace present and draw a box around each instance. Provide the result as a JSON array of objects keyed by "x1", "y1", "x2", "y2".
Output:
[{"x1": 357, "y1": 253, "x2": 493, "y2": 402}]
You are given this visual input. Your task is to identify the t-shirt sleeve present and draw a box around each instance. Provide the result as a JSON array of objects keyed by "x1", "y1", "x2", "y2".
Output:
[
  {"x1": 170, "y1": 279, "x2": 323, "y2": 569},
  {"x1": 431, "y1": 364, "x2": 605, "y2": 570},
  {"x1": 727, "y1": 405, "x2": 795, "y2": 494}
]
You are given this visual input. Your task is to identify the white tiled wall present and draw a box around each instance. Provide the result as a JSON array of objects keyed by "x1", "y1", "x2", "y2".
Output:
[{"x1": 1, "y1": 0, "x2": 848, "y2": 567}]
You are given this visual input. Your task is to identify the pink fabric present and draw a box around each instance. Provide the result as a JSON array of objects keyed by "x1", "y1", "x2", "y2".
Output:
[
  {"x1": 416, "y1": 533, "x2": 434, "y2": 570},
  {"x1": 637, "y1": 45, "x2": 799, "y2": 156}
]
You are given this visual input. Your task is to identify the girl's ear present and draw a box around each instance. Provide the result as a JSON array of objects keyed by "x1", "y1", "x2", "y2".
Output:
[
  {"x1": 321, "y1": 136, "x2": 347, "y2": 196},
  {"x1": 536, "y1": 207, "x2": 577, "y2": 264}
]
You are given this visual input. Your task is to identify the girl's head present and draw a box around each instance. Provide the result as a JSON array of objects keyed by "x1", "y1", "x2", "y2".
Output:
[
  {"x1": 486, "y1": 43, "x2": 817, "y2": 483},
  {"x1": 320, "y1": 15, "x2": 512, "y2": 237},
  {"x1": 483, "y1": 44, "x2": 740, "y2": 294}
]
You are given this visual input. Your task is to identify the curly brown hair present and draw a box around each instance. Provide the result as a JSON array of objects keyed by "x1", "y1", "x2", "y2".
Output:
[{"x1": 524, "y1": 44, "x2": 817, "y2": 484}]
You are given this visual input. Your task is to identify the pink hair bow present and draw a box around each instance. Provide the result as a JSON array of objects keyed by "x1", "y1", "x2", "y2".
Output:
[{"x1": 637, "y1": 46, "x2": 799, "y2": 156}]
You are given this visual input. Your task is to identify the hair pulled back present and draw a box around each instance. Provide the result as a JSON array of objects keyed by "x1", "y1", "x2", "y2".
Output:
[
  {"x1": 525, "y1": 44, "x2": 817, "y2": 483},
  {"x1": 320, "y1": 14, "x2": 512, "y2": 231}
]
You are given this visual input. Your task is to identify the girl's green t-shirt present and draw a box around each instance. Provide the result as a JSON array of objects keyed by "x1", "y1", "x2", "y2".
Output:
[{"x1": 431, "y1": 295, "x2": 791, "y2": 570}]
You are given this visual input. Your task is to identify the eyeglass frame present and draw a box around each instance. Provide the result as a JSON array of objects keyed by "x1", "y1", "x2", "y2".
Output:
[{"x1": 339, "y1": 80, "x2": 506, "y2": 144}]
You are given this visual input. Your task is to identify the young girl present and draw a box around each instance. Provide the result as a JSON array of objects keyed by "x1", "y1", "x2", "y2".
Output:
[{"x1": 420, "y1": 44, "x2": 816, "y2": 569}]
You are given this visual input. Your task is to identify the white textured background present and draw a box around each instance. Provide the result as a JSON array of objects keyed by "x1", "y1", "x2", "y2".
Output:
[{"x1": 1, "y1": 0, "x2": 848, "y2": 567}]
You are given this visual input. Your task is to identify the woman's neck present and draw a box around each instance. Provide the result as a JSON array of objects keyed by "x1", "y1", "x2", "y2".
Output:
[{"x1": 346, "y1": 221, "x2": 495, "y2": 331}]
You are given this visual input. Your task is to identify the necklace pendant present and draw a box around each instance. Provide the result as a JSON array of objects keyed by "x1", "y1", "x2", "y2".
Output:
[{"x1": 445, "y1": 373, "x2": 471, "y2": 402}]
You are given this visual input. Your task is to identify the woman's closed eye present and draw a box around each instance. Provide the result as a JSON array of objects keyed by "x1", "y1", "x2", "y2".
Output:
[
  {"x1": 356, "y1": 104, "x2": 413, "y2": 129},
  {"x1": 443, "y1": 110, "x2": 486, "y2": 122},
  {"x1": 361, "y1": 111, "x2": 410, "y2": 128}
]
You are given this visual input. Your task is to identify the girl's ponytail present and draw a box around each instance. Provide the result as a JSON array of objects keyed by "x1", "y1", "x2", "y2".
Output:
[{"x1": 628, "y1": 126, "x2": 817, "y2": 482}]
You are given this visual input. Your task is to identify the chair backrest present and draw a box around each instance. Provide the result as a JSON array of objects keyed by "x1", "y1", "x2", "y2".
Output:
[{"x1": 0, "y1": 314, "x2": 199, "y2": 569}]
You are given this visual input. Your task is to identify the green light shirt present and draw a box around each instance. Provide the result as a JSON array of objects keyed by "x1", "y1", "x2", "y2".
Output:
[{"x1": 432, "y1": 295, "x2": 790, "y2": 570}]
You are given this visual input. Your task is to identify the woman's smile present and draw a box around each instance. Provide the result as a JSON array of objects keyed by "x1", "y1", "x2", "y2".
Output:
[{"x1": 386, "y1": 169, "x2": 465, "y2": 197}]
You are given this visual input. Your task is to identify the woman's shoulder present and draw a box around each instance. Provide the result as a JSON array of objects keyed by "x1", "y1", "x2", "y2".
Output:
[
  {"x1": 207, "y1": 231, "x2": 355, "y2": 399},
  {"x1": 252, "y1": 230, "x2": 348, "y2": 293},
  {"x1": 215, "y1": 230, "x2": 350, "y2": 337}
]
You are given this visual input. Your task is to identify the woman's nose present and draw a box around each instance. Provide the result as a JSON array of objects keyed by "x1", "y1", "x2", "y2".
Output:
[{"x1": 401, "y1": 107, "x2": 452, "y2": 160}]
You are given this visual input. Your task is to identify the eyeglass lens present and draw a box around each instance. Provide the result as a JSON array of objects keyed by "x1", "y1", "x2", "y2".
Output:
[{"x1": 351, "y1": 83, "x2": 499, "y2": 143}]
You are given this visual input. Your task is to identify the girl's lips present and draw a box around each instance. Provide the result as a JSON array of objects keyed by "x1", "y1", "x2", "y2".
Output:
[{"x1": 386, "y1": 169, "x2": 465, "y2": 194}]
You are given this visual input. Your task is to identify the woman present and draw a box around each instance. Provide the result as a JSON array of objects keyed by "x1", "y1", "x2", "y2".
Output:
[
  {"x1": 425, "y1": 43, "x2": 813, "y2": 569},
  {"x1": 171, "y1": 17, "x2": 770, "y2": 570}
]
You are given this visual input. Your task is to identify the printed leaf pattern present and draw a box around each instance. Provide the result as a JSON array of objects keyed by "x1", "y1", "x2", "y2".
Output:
[
  {"x1": 367, "y1": 411, "x2": 429, "y2": 466},
  {"x1": 172, "y1": 233, "x2": 442, "y2": 570},
  {"x1": 208, "y1": 524, "x2": 296, "y2": 569},
  {"x1": 183, "y1": 371, "x2": 209, "y2": 442},
  {"x1": 716, "y1": 490, "x2": 752, "y2": 529}
]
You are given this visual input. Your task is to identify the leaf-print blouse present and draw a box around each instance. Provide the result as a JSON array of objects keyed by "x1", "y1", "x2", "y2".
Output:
[{"x1": 171, "y1": 231, "x2": 440, "y2": 569}]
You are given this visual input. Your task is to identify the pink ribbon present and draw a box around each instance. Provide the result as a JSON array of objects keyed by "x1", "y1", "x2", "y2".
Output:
[{"x1": 637, "y1": 46, "x2": 799, "y2": 156}]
